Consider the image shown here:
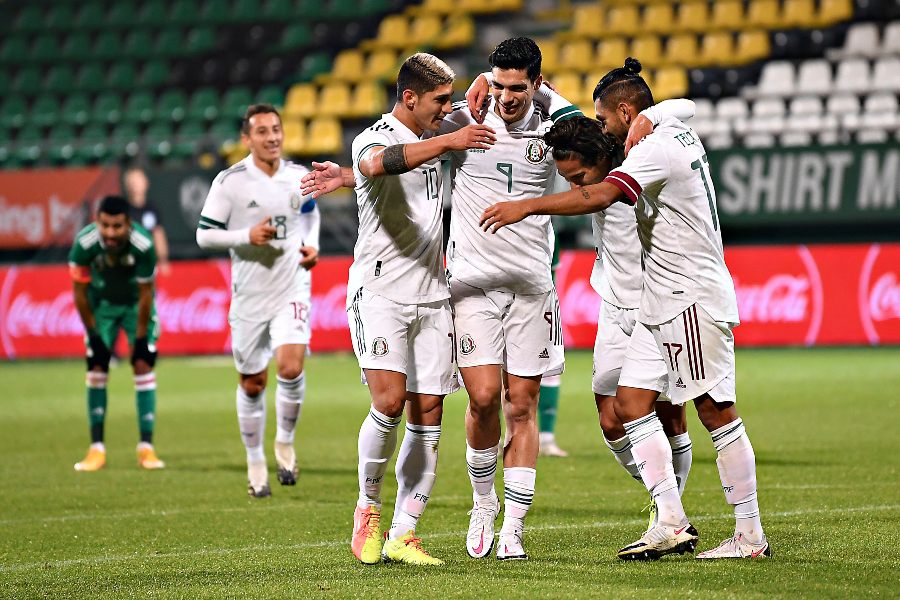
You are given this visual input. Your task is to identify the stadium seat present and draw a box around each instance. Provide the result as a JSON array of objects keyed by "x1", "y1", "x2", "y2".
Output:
[
  {"x1": 566, "y1": 3, "x2": 605, "y2": 40},
  {"x1": 62, "y1": 94, "x2": 93, "y2": 127},
  {"x1": 328, "y1": 50, "x2": 366, "y2": 83},
  {"x1": 595, "y1": 38, "x2": 628, "y2": 70},
  {"x1": 145, "y1": 121, "x2": 176, "y2": 158},
  {"x1": 280, "y1": 23, "x2": 313, "y2": 52},
  {"x1": 782, "y1": 0, "x2": 817, "y2": 28},
  {"x1": 31, "y1": 34, "x2": 61, "y2": 64},
  {"x1": 124, "y1": 91, "x2": 156, "y2": 124},
  {"x1": 350, "y1": 82, "x2": 388, "y2": 117},
  {"x1": 750, "y1": 98, "x2": 786, "y2": 135},
  {"x1": 1, "y1": 37, "x2": 28, "y2": 64},
  {"x1": 748, "y1": 60, "x2": 796, "y2": 98},
  {"x1": 154, "y1": 29, "x2": 185, "y2": 59},
  {"x1": 871, "y1": 57, "x2": 900, "y2": 91},
  {"x1": 76, "y1": 63, "x2": 105, "y2": 94},
  {"x1": 0, "y1": 96, "x2": 27, "y2": 130},
  {"x1": 859, "y1": 92, "x2": 899, "y2": 131},
  {"x1": 256, "y1": 85, "x2": 284, "y2": 107},
  {"x1": 140, "y1": 60, "x2": 170, "y2": 88},
  {"x1": 604, "y1": 5, "x2": 640, "y2": 38},
  {"x1": 365, "y1": 15, "x2": 409, "y2": 50},
  {"x1": 829, "y1": 23, "x2": 879, "y2": 59},
  {"x1": 44, "y1": 65, "x2": 76, "y2": 95},
  {"x1": 282, "y1": 119, "x2": 307, "y2": 155},
  {"x1": 186, "y1": 27, "x2": 217, "y2": 55},
  {"x1": 47, "y1": 125, "x2": 78, "y2": 164},
  {"x1": 435, "y1": 15, "x2": 475, "y2": 49},
  {"x1": 211, "y1": 119, "x2": 241, "y2": 146},
  {"x1": 111, "y1": 122, "x2": 142, "y2": 157},
  {"x1": 675, "y1": 1, "x2": 710, "y2": 34},
  {"x1": 221, "y1": 88, "x2": 254, "y2": 120},
  {"x1": 296, "y1": 52, "x2": 333, "y2": 82},
  {"x1": 201, "y1": 0, "x2": 231, "y2": 25},
  {"x1": 882, "y1": 22, "x2": 900, "y2": 56},
  {"x1": 710, "y1": 0, "x2": 744, "y2": 31},
  {"x1": 13, "y1": 128, "x2": 43, "y2": 164},
  {"x1": 187, "y1": 88, "x2": 220, "y2": 122},
  {"x1": 123, "y1": 30, "x2": 155, "y2": 61},
  {"x1": 74, "y1": 3, "x2": 105, "y2": 30},
  {"x1": 173, "y1": 121, "x2": 206, "y2": 158},
  {"x1": 28, "y1": 96, "x2": 59, "y2": 129},
  {"x1": 698, "y1": 33, "x2": 735, "y2": 68},
  {"x1": 318, "y1": 82, "x2": 353, "y2": 118},
  {"x1": 157, "y1": 90, "x2": 189, "y2": 122},
  {"x1": 548, "y1": 72, "x2": 585, "y2": 107},
  {"x1": 641, "y1": 4, "x2": 675, "y2": 35},
  {"x1": 537, "y1": 39, "x2": 560, "y2": 74},
  {"x1": 747, "y1": 0, "x2": 782, "y2": 29},
  {"x1": 826, "y1": 93, "x2": 861, "y2": 136},
  {"x1": 653, "y1": 68, "x2": 688, "y2": 100},
  {"x1": 92, "y1": 92, "x2": 124, "y2": 125},
  {"x1": 305, "y1": 117, "x2": 343, "y2": 154},
  {"x1": 560, "y1": 40, "x2": 594, "y2": 73},
  {"x1": 410, "y1": 15, "x2": 442, "y2": 46},
  {"x1": 46, "y1": 4, "x2": 76, "y2": 30},
  {"x1": 665, "y1": 34, "x2": 700, "y2": 67},
  {"x1": 106, "y1": 2, "x2": 135, "y2": 28},
  {"x1": 834, "y1": 58, "x2": 871, "y2": 93},
  {"x1": 93, "y1": 31, "x2": 122, "y2": 61},
  {"x1": 63, "y1": 32, "x2": 93, "y2": 62},
  {"x1": 716, "y1": 97, "x2": 750, "y2": 135},
  {"x1": 630, "y1": 36, "x2": 663, "y2": 69},
  {"x1": 735, "y1": 30, "x2": 772, "y2": 65},
  {"x1": 169, "y1": 0, "x2": 200, "y2": 26},
  {"x1": 284, "y1": 84, "x2": 319, "y2": 120},
  {"x1": 106, "y1": 63, "x2": 137, "y2": 91},
  {"x1": 410, "y1": 0, "x2": 456, "y2": 16},
  {"x1": 14, "y1": 5, "x2": 43, "y2": 32},
  {"x1": 786, "y1": 96, "x2": 827, "y2": 138},
  {"x1": 262, "y1": 0, "x2": 294, "y2": 20},
  {"x1": 13, "y1": 67, "x2": 42, "y2": 97},
  {"x1": 818, "y1": 0, "x2": 853, "y2": 25},
  {"x1": 365, "y1": 49, "x2": 399, "y2": 81},
  {"x1": 77, "y1": 123, "x2": 111, "y2": 163},
  {"x1": 795, "y1": 59, "x2": 833, "y2": 95}
]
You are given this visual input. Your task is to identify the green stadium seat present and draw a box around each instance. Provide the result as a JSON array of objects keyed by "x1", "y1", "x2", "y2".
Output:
[
  {"x1": 324, "y1": 0, "x2": 359, "y2": 20},
  {"x1": 123, "y1": 91, "x2": 156, "y2": 124},
  {"x1": 201, "y1": 0, "x2": 231, "y2": 25},
  {"x1": 62, "y1": 94, "x2": 93, "y2": 127},
  {"x1": 221, "y1": 87, "x2": 254, "y2": 120},
  {"x1": 169, "y1": 0, "x2": 201, "y2": 26},
  {"x1": 92, "y1": 92, "x2": 124, "y2": 125},
  {"x1": 186, "y1": 27, "x2": 217, "y2": 55},
  {"x1": 13, "y1": 128, "x2": 43, "y2": 165},
  {"x1": 106, "y1": 2, "x2": 136, "y2": 28},
  {"x1": 257, "y1": 85, "x2": 284, "y2": 106},
  {"x1": 13, "y1": 67, "x2": 42, "y2": 97},
  {"x1": 280, "y1": 23, "x2": 313, "y2": 52},
  {"x1": 1, "y1": 96, "x2": 29, "y2": 129},
  {"x1": 262, "y1": 0, "x2": 293, "y2": 20},
  {"x1": 139, "y1": 60, "x2": 170, "y2": 88},
  {"x1": 110, "y1": 122, "x2": 142, "y2": 158},
  {"x1": 157, "y1": 90, "x2": 189, "y2": 122},
  {"x1": 0, "y1": 69, "x2": 8, "y2": 92},
  {"x1": 231, "y1": 0, "x2": 260, "y2": 23},
  {"x1": 46, "y1": 5, "x2": 77, "y2": 31},
  {"x1": 123, "y1": 30, "x2": 156, "y2": 61},
  {"x1": 47, "y1": 125, "x2": 78, "y2": 164},
  {"x1": 1, "y1": 37, "x2": 29, "y2": 64},
  {"x1": 360, "y1": 0, "x2": 389, "y2": 16},
  {"x1": 188, "y1": 88, "x2": 220, "y2": 122},
  {"x1": 14, "y1": 5, "x2": 43, "y2": 32},
  {"x1": 0, "y1": 128, "x2": 12, "y2": 165},
  {"x1": 155, "y1": 29, "x2": 186, "y2": 59},
  {"x1": 295, "y1": 52, "x2": 331, "y2": 82},
  {"x1": 210, "y1": 119, "x2": 241, "y2": 145},
  {"x1": 77, "y1": 63, "x2": 108, "y2": 93},
  {"x1": 174, "y1": 121, "x2": 206, "y2": 158},
  {"x1": 75, "y1": 3, "x2": 106, "y2": 30},
  {"x1": 106, "y1": 63, "x2": 138, "y2": 90},
  {"x1": 77, "y1": 123, "x2": 111, "y2": 163},
  {"x1": 62, "y1": 32, "x2": 93, "y2": 62},
  {"x1": 146, "y1": 121, "x2": 176, "y2": 158},
  {"x1": 30, "y1": 35, "x2": 61, "y2": 64},
  {"x1": 30, "y1": 96, "x2": 61, "y2": 128},
  {"x1": 93, "y1": 31, "x2": 122, "y2": 61},
  {"x1": 44, "y1": 65, "x2": 76, "y2": 95}
]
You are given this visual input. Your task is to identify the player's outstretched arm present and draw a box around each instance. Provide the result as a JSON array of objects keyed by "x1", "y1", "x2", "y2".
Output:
[
  {"x1": 196, "y1": 217, "x2": 276, "y2": 249},
  {"x1": 359, "y1": 124, "x2": 495, "y2": 178},
  {"x1": 480, "y1": 182, "x2": 625, "y2": 233},
  {"x1": 299, "y1": 161, "x2": 355, "y2": 198},
  {"x1": 624, "y1": 99, "x2": 696, "y2": 156}
]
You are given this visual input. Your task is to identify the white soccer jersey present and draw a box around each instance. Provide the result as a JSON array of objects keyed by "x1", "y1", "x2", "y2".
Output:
[
  {"x1": 348, "y1": 113, "x2": 448, "y2": 307},
  {"x1": 443, "y1": 100, "x2": 564, "y2": 295},
  {"x1": 590, "y1": 189, "x2": 642, "y2": 308},
  {"x1": 603, "y1": 116, "x2": 739, "y2": 326},
  {"x1": 199, "y1": 156, "x2": 319, "y2": 322}
]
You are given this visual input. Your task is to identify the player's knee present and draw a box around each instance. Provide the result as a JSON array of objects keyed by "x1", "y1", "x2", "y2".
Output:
[
  {"x1": 694, "y1": 395, "x2": 737, "y2": 431},
  {"x1": 502, "y1": 397, "x2": 535, "y2": 425},
  {"x1": 277, "y1": 364, "x2": 303, "y2": 381},
  {"x1": 132, "y1": 360, "x2": 151, "y2": 376},
  {"x1": 240, "y1": 376, "x2": 266, "y2": 398},
  {"x1": 467, "y1": 387, "x2": 501, "y2": 419},
  {"x1": 371, "y1": 395, "x2": 405, "y2": 418},
  {"x1": 600, "y1": 410, "x2": 625, "y2": 440}
]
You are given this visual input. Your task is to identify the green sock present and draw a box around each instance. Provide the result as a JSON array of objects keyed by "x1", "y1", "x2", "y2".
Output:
[
  {"x1": 538, "y1": 384, "x2": 560, "y2": 434},
  {"x1": 135, "y1": 372, "x2": 157, "y2": 444},
  {"x1": 87, "y1": 386, "x2": 107, "y2": 443}
]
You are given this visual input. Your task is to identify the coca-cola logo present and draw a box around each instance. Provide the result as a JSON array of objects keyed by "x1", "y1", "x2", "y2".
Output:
[
  {"x1": 156, "y1": 288, "x2": 229, "y2": 334},
  {"x1": 310, "y1": 284, "x2": 348, "y2": 331},
  {"x1": 859, "y1": 245, "x2": 900, "y2": 344},
  {"x1": 734, "y1": 275, "x2": 810, "y2": 323}
]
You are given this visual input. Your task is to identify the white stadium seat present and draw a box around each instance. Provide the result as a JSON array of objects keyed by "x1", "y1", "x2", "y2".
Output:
[
  {"x1": 881, "y1": 21, "x2": 900, "y2": 55},
  {"x1": 833, "y1": 58, "x2": 872, "y2": 93},
  {"x1": 871, "y1": 57, "x2": 900, "y2": 91},
  {"x1": 746, "y1": 60, "x2": 796, "y2": 98},
  {"x1": 828, "y1": 23, "x2": 880, "y2": 59},
  {"x1": 795, "y1": 59, "x2": 834, "y2": 95}
]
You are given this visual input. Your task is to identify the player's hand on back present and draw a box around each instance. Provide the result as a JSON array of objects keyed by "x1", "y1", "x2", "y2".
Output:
[
  {"x1": 624, "y1": 114, "x2": 654, "y2": 156},
  {"x1": 465, "y1": 74, "x2": 491, "y2": 123},
  {"x1": 480, "y1": 201, "x2": 528, "y2": 234},
  {"x1": 448, "y1": 124, "x2": 496, "y2": 151},
  {"x1": 299, "y1": 245, "x2": 319, "y2": 270},
  {"x1": 249, "y1": 217, "x2": 277, "y2": 245},
  {"x1": 300, "y1": 161, "x2": 344, "y2": 198}
]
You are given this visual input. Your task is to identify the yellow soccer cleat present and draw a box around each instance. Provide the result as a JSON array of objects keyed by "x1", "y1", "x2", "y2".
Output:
[
  {"x1": 351, "y1": 505, "x2": 383, "y2": 564},
  {"x1": 74, "y1": 445, "x2": 106, "y2": 472},
  {"x1": 381, "y1": 531, "x2": 444, "y2": 566},
  {"x1": 136, "y1": 443, "x2": 165, "y2": 470}
]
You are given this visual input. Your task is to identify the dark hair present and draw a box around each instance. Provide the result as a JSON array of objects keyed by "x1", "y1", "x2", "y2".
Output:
[
  {"x1": 396, "y1": 52, "x2": 455, "y2": 100},
  {"x1": 592, "y1": 57, "x2": 654, "y2": 112},
  {"x1": 544, "y1": 117, "x2": 617, "y2": 166},
  {"x1": 488, "y1": 37, "x2": 542, "y2": 82},
  {"x1": 97, "y1": 195, "x2": 130, "y2": 217},
  {"x1": 241, "y1": 103, "x2": 281, "y2": 134}
]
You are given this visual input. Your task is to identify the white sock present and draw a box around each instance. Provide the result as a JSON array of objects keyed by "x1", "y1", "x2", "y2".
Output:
[
  {"x1": 390, "y1": 423, "x2": 441, "y2": 539},
  {"x1": 668, "y1": 432, "x2": 693, "y2": 496},
  {"x1": 500, "y1": 467, "x2": 536, "y2": 534},
  {"x1": 236, "y1": 386, "x2": 266, "y2": 463},
  {"x1": 357, "y1": 407, "x2": 401, "y2": 509},
  {"x1": 275, "y1": 372, "x2": 305, "y2": 444},
  {"x1": 711, "y1": 419, "x2": 764, "y2": 543},
  {"x1": 624, "y1": 413, "x2": 686, "y2": 527},
  {"x1": 466, "y1": 443, "x2": 499, "y2": 502},
  {"x1": 603, "y1": 434, "x2": 643, "y2": 485}
]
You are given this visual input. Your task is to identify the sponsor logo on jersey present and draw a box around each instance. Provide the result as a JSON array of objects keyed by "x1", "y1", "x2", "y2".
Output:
[
  {"x1": 372, "y1": 337, "x2": 389, "y2": 356},
  {"x1": 859, "y1": 244, "x2": 900, "y2": 345},
  {"x1": 459, "y1": 334, "x2": 476, "y2": 355},
  {"x1": 524, "y1": 138, "x2": 547, "y2": 164},
  {"x1": 247, "y1": 200, "x2": 259, "y2": 208}
]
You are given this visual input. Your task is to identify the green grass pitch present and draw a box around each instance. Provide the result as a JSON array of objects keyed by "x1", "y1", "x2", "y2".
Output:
[{"x1": 1, "y1": 348, "x2": 898, "y2": 599}]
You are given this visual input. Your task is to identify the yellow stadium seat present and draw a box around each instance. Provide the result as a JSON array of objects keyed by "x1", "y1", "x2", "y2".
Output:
[
  {"x1": 409, "y1": 0, "x2": 456, "y2": 16},
  {"x1": 782, "y1": 0, "x2": 817, "y2": 28},
  {"x1": 675, "y1": 0, "x2": 710, "y2": 34},
  {"x1": 305, "y1": 118, "x2": 342, "y2": 155},
  {"x1": 537, "y1": 38, "x2": 560, "y2": 75},
  {"x1": 546, "y1": 72, "x2": 585, "y2": 107},
  {"x1": 595, "y1": 38, "x2": 628, "y2": 70},
  {"x1": 328, "y1": 50, "x2": 365, "y2": 83},
  {"x1": 560, "y1": 40, "x2": 594, "y2": 73},
  {"x1": 710, "y1": 0, "x2": 744, "y2": 31},
  {"x1": 317, "y1": 82, "x2": 352, "y2": 118},
  {"x1": 283, "y1": 84, "x2": 318, "y2": 120},
  {"x1": 665, "y1": 34, "x2": 699, "y2": 67},
  {"x1": 567, "y1": 3, "x2": 605, "y2": 40},
  {"x1": 494, "y1": 0, "x2": 523, "y2": 10},
  {"x1": 630, "y1": 35, "x2": 663, "y2": 69},
  {"x1": 747, "y1": 0, "x2": 782, "y2": 29},
  {"x1": 459, "y1": 0, "x2": 515, "y2": 14},
  {"x1": 698, "y1": 32, "x2": 735, "y2": 68},
  {"x1": 818, "y1": 0, "x2": 853, "y2": 25},
  {"x1": 436, "y1": 15, "x2": 474, "y2": 49},
  {"x1": 366, "y1": 50, "x2": 399, "y2": 81},
  {"x1": 735, "y1": 30, "x2": 771, "y2": 64},
  {"x1": 640, "y1": 3, "x2": 675, "y2": 35},
  {"x1": 363, "y1": 15, "x2": 409, "y2": 50},
  {"x1": 282, "y1": 119, "x2": 307, "y2": 155},
  {"x1": 652, "y1": 67, "x2": 687, "y2": 100},
  {"x1": 410, "y1": 14, "x2": 442, "y2": 46},
  {"x1": 604, "y1": 5, "x2": 640, "y2": 38},
  {"x1": 350, "y1": 82, "x2": 388, "y2": 118}
]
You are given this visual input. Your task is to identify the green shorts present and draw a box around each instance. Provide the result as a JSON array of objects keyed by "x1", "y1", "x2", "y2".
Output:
[{"x1": 88, "y1": 302, "x2": 161, "y2": 350}]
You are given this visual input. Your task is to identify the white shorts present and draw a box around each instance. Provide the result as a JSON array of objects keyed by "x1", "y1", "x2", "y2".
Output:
[
  {"x1": 594, "y1": 301, "x2": 668, "y2": 397},
  {"x1": 450, "y1": 279, "x2": 564, "y2": 378},
  {"x1": 347, "y1": 287, "x2": 458, "y2": 396},
  {"x1": 229, "y1": 295, "x2": 311, "y2": 375},
  {"x1": 645, "y1": 303, "x2": 737, "y2": 405}
]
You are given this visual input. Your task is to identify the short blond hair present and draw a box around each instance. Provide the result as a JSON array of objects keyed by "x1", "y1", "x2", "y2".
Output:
[{"x1": 396, "y1": 53, "x2": 455, "y2": 99}]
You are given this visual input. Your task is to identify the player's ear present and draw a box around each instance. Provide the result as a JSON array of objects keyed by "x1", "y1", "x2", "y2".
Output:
[
  {"x1": 533, "y1": 74, "x2": 543, "y2": 90},
  {"x1": 619, "y1": 102, "x2": 631, "y2": 124},
  {"x1": 402, "y1": 89, "x2": 417, "y2": 110}
]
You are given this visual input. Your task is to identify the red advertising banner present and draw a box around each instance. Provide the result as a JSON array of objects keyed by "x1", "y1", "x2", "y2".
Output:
[
  {"x1": 0, "y1": 244, "x2": 898, "y2": 359},
  {"x1": 0, "y1": 167, "x2": 121, "y2": 248}
]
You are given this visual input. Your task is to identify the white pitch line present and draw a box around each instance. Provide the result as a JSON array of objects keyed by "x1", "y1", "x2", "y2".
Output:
[{"x1": 1, "y1": 504, "x2": 897, "y2": 574}]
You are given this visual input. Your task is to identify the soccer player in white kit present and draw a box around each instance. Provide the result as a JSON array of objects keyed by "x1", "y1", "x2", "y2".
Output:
[
  {"x1": 480, "y1": 58, "x2": 770, "y2": 560},
  {"x1": 196, "y1": 104, "x2": 321, "y2": 498},
  {"x1": 303, "y1": 53, "x2": 496, "y2": 566}
]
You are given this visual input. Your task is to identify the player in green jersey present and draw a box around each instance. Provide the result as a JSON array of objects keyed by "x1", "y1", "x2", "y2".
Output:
[{"x1": 69, "y1": 195, "x2": 164, "y2": 472}]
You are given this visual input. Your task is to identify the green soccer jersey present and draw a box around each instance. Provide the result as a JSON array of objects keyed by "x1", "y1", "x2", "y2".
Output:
[{"x1": 68, "y1": 223, "x2": 157, "y2": 306}]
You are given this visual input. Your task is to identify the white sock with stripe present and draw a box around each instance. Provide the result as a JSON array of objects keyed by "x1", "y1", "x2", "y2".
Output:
[
  {"x1": 500, "y1": 467, "x2": 536, "y2": 535},
  {"x1": 466, "y1": 443, "x2": 499, "y2": 503},
  {"x1": 357, "y1": 407, "x2": 401, "y2": 509},
  {"x1": 390, "y1": 423, "x2": 441, "y2": 539},
  {"x1": 275, "y1": 372, "x2": 305, "y2": 444},
  {"x1": 603, "y1": 434, "x2": 643, "y2": 485},
  {"x1": 236, "y1": 386, "x2": 266, "y2": 463},
  {"x1": 624, "y1": 413, "x2": 687, "y2": 527},
  {"x1": 711, "y1": 418, "x2": 764, "y2": 544},
  {"x1": 668, "y1": 432, "x2": 693, "y2": 495}
]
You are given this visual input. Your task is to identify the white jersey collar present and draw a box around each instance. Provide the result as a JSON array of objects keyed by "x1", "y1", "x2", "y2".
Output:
[
  {"x1": 486, "y1": 97, "x2": 536, "y2": 131},
  {"x1": 243, "y1": 155, "x2": 285, "y2": 179},
  {"x1": 382, "y1": 113, "x2": 424, "y2": 142}
]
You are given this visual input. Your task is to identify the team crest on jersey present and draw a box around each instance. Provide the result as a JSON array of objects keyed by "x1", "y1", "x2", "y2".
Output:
[
  {"x1": 289, "y1": 191, "x2": 302, "y2": 210},
  {"x1": 524, "y1": 138, "x2": 547, "y2": 164},
  {"x1": 372, "y1": 337, "x2": 389, "y2": 356},
  {"x1": 459, "y1": 334, "x2": 476, "y2": 355}
]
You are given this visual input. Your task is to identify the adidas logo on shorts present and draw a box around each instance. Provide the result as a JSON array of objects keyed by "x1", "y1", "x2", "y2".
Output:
[
  {"x1": 538, "y1": 348, "x2": 550, "y2": 359},
  {"x1": 675, "y1": 377, "x2": 686, "y2": 389},
  {"x1": 247, "y1": 200, "x2": 259, "y2": 208}
]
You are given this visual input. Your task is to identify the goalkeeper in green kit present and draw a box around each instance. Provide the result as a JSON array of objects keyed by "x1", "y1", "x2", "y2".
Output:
[{"x1": 69, "y1": 195, "x2": 164, "y2": 471}]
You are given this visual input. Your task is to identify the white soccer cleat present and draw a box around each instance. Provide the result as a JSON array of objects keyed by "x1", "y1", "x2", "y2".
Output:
[
  {"x1": 466, "y1": 493, "x2": 500, "y2": 558},
  {"x1": 247, "y1": 460, "x2": 271, "y2": 498},
  {"x1": 696, "y1": 533, "x2": 771, "y2": 559},
  {"x1": 496, "y1": 530, "x2": 528, "y2": 561},
  {"x1": 617, "y1": 522, "x2": 699, "y2": 561},
  {"x1": 274, "y1": 441, "x2": 298, "y2": 486},
  {"x1": 539, "y1": 440, "x2": 569, "y2": 457}
]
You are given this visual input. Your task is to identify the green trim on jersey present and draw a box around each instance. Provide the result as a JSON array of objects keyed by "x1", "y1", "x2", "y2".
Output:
[
  {"x1": 550, "y1": 105, "x2": 583, "y2": 123},
  {"x1": 356, "y1": 142, "x2": 387, "y2": 164},
  {"x1": 69, "y1": 222, "x2": 157, "y2": 306},
  {"x1": 198, "y1": 215, "x2": 226, "y2": 230}
]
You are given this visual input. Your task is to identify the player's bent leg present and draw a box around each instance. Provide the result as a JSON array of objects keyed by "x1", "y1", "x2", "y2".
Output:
[
  {"x1": 76, "y1": 366, "x2": 109, "y2": 472},
  {"x1": 238, "y1": 372, "x2": 270, "y2": 498},
  {"x1": 132, "y1": 358, "x2": 164, "y2": 470},
  {"x1": 657, "y1": 401, "x2": 691, "y2": 496},
  {"x1": 273, "y1": 344, "x2": 307, "y2": 486}
]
